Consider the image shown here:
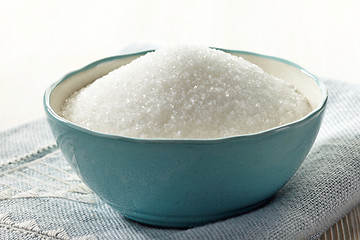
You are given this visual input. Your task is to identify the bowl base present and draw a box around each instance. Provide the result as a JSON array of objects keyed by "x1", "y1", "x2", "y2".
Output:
[{"x1": 115, "y1": 196, "x2": 274, "y2": 228}]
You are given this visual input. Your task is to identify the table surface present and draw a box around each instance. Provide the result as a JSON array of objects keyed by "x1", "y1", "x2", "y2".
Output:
[{"x1": 1, "y1": 0, "x2": 359, "y2": 130}]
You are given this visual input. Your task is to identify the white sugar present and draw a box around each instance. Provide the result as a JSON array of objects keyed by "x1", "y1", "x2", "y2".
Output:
[{"x1": 60, "y1": 45, "x2": 312, "y2": 139}]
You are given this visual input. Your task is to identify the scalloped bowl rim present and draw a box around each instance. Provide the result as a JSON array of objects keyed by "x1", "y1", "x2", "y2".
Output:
[{"x1": 44, "y1": 48, "x2": 328, "y2": 143}]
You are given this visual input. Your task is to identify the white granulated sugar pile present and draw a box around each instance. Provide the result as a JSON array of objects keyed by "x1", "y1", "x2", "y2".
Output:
[{"x1": 60, "y1": 45, "x2": 312, "y2": 139}]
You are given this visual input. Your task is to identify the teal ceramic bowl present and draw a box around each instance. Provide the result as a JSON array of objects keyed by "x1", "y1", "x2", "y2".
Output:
[{"x1": 44, "y1": 49, "x2": 327, "y2": 228}]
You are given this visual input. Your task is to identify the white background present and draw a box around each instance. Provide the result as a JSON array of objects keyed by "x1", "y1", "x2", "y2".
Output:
[{"x1": 1, "y1": 0, "x2": 359, "y2": 130}]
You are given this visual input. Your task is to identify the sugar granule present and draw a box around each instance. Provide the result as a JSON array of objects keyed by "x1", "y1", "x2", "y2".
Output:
[{"x1": 60, "y1": 45, "x2": 312, "y2": 139}]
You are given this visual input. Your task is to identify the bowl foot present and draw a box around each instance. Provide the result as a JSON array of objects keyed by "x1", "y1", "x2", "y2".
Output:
[{"x1": 115, "y1": 196, "x2": 274, "y2": 228}]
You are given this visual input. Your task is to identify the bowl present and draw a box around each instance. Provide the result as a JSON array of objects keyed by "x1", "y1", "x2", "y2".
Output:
[{"x1": 43, "y1": 49, "x2": 327, "y2": 228}]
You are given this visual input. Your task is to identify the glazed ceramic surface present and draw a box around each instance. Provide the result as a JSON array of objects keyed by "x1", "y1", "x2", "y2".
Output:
[{"x1": 44, "y1": 49, "x2": 327, "y2": 227}]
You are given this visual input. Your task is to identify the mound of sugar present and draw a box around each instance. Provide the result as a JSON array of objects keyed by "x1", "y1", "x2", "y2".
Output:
[{"x1": 60, "y1": 45, "x2": 312, "y2": 139}]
